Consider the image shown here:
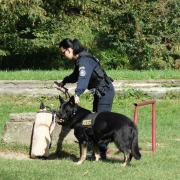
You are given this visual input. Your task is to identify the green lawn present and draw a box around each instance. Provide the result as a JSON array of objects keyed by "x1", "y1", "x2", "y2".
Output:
[
  {"x1": 0, "y1": 70, "x2": 180, "y2": 180},
  {"x1": 0, "y1": 69, "x2": 180, "y2": 80},
  {"x1": 0, "y1": 93, "x2": 180, "y2": 180}
]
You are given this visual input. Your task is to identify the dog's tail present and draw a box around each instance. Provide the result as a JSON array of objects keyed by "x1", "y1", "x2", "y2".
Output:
[{"x1": 131, "y1": 126, "x2": 141, "y2": 160}]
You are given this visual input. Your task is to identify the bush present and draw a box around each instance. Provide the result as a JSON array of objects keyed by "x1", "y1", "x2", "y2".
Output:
[
  {"x1": 1, "y1": 0, "x2": 180, "y2": 70},
  {"x1": 92, "y1": 49, "x2": 130, "y2": 70}
]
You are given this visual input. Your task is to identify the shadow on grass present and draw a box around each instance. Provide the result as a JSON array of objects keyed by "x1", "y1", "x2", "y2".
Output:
[
  {"x1": 47, "y1": 151, "x2": 124, "y2": 164},
  {"x1": 46, "y1": 151, "x2": 78, "y2": 161}
]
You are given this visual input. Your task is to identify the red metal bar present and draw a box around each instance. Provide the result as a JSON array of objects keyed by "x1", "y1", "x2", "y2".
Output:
[
  {"x1": 133, "y1": 106, "x2": 138, "y2": 125},
  {"x1": 133, "y1": 99, "x2": 156, "y2": 153},
  {"x1": 152, "y1": 102, "x2": 156, "y2": 153},
  {"x1": 134, "y1": 99, "x2": 156, "y2": 107}
]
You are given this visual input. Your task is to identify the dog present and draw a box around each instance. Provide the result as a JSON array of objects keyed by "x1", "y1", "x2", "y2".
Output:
[{"x1": 56, "y1": 95, "x2": 141, "y2": 166}]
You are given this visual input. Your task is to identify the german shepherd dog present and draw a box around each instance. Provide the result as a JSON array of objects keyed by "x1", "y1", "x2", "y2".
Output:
[{"x1": 56, "y1": 96, "x2": 141, "y2": 166}]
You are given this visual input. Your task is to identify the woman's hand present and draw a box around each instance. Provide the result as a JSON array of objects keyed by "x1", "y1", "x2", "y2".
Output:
[{"x1": 74, "y1": 95, "x2": 80, "y2": 104}]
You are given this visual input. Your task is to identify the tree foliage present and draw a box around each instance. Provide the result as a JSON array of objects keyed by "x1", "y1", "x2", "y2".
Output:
[{"x1": 0, "y1": 0, "x2": 180, "y2": 70}]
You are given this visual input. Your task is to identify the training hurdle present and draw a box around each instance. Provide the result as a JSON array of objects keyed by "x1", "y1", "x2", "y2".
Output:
[
  {"x1": 134, "y1": 99, "x2": 156, "y2": 153},
  {"x1": 106, "y1": 99, "x2": 156, "y2": 158}
]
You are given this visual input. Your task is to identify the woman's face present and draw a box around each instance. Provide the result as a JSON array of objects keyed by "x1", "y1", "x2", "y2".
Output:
[{"x1": 60, "y1": 47, "x2": 74, "y2": 60}]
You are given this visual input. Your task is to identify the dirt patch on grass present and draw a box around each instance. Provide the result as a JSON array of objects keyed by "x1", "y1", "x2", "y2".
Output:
[
  {"x1": 0, "y1": 151, "x2": 31, "y2": 160},
  {"x1": 0, "y1": 150, "x2": 68, "y2": 161}
]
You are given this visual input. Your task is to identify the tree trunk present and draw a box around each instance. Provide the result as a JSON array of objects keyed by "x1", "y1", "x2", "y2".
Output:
[{"x1": 0, "y1": 56, "x2": 2, "y2": 70}]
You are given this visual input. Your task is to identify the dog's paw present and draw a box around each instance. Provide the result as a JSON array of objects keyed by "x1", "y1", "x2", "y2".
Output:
[
  {"x1": 95, "y1": 155, "x2": 100, "y2": 162},
  {"x1": 74, "y1": 161, "x2": 83, "y2": 165},
  {"x1": 95, "y1": 159, "x2": 100, "y2": 162},
  {"x1": 121, "y1": 162, "x2": 128, "y2": 167},
  {"x1": 95, "y1": 158, "x2": 100, "y2": 162}
]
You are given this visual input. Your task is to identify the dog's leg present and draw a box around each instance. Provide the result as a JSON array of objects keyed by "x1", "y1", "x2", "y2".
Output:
[
  {"x1": 75, "y1": 143, "x2": 87, "y2": 165},
  {"x1": 122, "y1": 150, "x2": 131, "y2": 167},
  {"x1": 93, "y1": 144, "x2": 100, "y2": 161}
]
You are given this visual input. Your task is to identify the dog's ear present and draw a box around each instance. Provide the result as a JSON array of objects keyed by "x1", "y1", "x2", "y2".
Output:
[
  {"x1": 39, "y1": 101, "x2": 46, "y2": 111},
  {"x1": 59, "y1": 95, "x2": 65, "y2": 105},
  {"x1": 69, "y1": 96, "x2": 75, "y2": 106}
]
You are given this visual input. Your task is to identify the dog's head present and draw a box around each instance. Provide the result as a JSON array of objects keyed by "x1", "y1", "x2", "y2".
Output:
[{"x1": 56, "y1": 95, "x2": 77, "y2": 125}]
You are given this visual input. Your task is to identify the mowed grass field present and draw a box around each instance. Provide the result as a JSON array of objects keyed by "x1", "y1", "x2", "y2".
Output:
[
  {"x1": 0, "y1": 69, "x2": 180, "y2": 80},
  {"x1": 0, "y1": 70, "x2": 180, "y2": 180}
]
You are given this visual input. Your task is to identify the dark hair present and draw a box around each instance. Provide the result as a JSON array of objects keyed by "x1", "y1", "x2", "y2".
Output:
[{"x1": 59, "y1": 38, "x2": 85, "y2": 55}]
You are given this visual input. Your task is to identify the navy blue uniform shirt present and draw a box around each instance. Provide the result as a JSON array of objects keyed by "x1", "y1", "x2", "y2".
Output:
[{"x1": 62, "y1": 56, "x2": 98, "y2": 97}]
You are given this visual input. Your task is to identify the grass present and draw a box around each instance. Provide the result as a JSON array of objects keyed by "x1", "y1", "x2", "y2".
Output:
[
  {"x1": 0, "y1": 69, "x2": 180, "y2": 80},
  {"x1": 0, "y1": 70, "x2": 180, "y2": 179},
  {"x1": 0, "y1": 92, "x2": 180, "y2": 179},
  {"x1": 0, "y1": 152, "x2": 179, "y2": 180}
]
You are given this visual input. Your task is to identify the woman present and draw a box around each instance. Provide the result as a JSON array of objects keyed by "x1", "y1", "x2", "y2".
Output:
[{"x1": 57, "y1": 38, "x2": 115, "y2": 159}]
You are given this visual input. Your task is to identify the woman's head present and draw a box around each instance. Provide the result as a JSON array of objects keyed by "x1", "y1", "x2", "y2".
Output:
[{"x1": 59, "y1": 38, "x2": 85, "y2": 60}]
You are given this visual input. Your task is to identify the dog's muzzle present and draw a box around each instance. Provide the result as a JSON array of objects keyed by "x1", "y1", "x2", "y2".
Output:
[
  {"x1": 55, "y1": 118, "x2": 65, "y2": 125},
  {"x1": 55, "y1": 112, "x2": 67, "y2": 125}
]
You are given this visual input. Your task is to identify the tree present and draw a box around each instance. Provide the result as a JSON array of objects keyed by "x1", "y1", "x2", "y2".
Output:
[{"x1": 0, "y1": 0, "x2": 180, "y2": 70}]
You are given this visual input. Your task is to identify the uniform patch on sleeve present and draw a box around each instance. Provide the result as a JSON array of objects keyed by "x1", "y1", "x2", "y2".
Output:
[
  {"x1": 79, "y1": 66, "x2": 86, "y2": 77},
  {"x1": 79, "y1": 66, "x2": 85, "y2": 71},
  {"x1": 79, "y1": 69, "x2": 86, "y2": 76}
]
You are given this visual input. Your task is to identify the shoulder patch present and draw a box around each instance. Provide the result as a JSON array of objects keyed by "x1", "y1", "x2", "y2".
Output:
[
  {"x1": 79, "y1": 69, "x2": 86, "y2": 77},
  {"x1": 79, "y1": 66, "x2": 85, "y2": 71}
]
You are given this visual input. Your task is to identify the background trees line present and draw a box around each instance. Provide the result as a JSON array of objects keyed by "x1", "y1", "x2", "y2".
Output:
[{"x1": 0, "y1": 0, "x2": 180, "y2": 70}]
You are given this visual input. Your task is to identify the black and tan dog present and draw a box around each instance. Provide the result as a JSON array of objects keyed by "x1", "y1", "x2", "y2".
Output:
[{"x1": 56, "y1": 95, "x2": 141, "y2": 166}]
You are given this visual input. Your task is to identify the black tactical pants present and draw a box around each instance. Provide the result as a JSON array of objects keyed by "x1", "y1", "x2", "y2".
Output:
[{"x1": 93, "y1": 83, "x2": 115, "y2": 112}]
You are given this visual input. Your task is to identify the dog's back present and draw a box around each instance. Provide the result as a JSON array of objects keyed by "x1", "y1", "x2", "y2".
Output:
[{"x1": 92, "y1": 111, "x2": 141, "y2": 160}]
